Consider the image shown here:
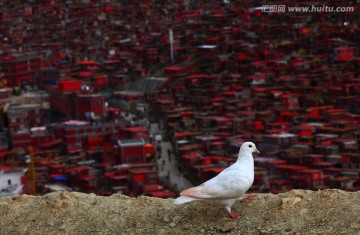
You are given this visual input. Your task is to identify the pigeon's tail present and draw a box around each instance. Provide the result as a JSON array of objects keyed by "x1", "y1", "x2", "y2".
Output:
[{"x1": 174, "y1": 196, "x2": 200, "y2": 204}]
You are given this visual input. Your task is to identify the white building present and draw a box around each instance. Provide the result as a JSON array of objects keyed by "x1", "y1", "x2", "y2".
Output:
[{"x1": 0, "y1": 168, "x2": 27, "y2": 196}]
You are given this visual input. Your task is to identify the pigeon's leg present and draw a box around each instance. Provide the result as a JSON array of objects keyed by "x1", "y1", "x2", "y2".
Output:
[
  {"x1": 242, "y1": 194, "x2": 257, "y2": 201},
  {"x1": 225, "y1": 205, "x2": 241, "y2": 219},
  {"x1": 227, "y1": 213, "x2": 241, "y2": 219}
]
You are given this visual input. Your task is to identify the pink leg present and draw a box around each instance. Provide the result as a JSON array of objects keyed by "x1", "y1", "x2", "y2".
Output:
[
  {"x1": 227, "y1": 213, "x2": 241, "y2": 219},
  {"x1": 243, "y1": 194, "x2": 257, "y2": 201}
]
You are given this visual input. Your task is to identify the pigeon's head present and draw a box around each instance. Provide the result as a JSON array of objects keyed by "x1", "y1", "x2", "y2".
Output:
[{"x1": 240, "y1": 142, "x2": 260, "y2": 155}]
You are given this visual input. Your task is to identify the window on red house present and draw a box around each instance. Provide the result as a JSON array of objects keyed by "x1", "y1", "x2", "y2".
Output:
[
  {"x1": 148, "y1": 180, "x2": 157, "y2": 184},
  {"x1": 135, "y1": 156, "x2": 141, "y2": 162},
  {"x1": 144, "y1": 173, "x2": 157, "y2": 179}
]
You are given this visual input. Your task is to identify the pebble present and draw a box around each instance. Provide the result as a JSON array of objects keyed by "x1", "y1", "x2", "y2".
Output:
[
  {"x1": 0, "y1": 201, "x2": 8, "y2": 206},
  {"x1": 163, "y1": 214, "x2": 171, "y2": 222},
  {"x1": 59, "y1": 224, "x2": 67, "y2": 231},
  {"x1": 221, "y1": 221, "x2": 237, "y2": 232},
  {"x1": 350, "y1": 222, "x2": 359, "y2": 229},
  {"x1": 60, "y1": 191, "x2": 71, "y2": 200},
  {"x1": 158, "y1": 229, "x2": 167, "y2": 235},
  {"x1": 281, "y1": 197, "x2": 301, "y2": 209},
  {"x1": 169, "y1": 223, "x2": 176, "y2": 228},
  {"x1": 172, "y1": 215, "x2": 182, "y2": 224}
]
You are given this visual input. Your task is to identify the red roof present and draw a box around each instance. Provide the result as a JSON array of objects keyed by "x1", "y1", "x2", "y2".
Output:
[
  {"x1": 79, "y1": 175, "x2": 97, "y2": 181},
  {"x1": 313, "y1": 162, "x2": 337, "y2": 167},
  {"x1": 182, "y1": 154, "x2": 199, "y2": 160},
  {"x1": 164, "y1": 66, "x2": 185, "y2": 72},
  {"x1": 202, "y1": 167, "x2": 224, "y2": 174},
  {"x1": 185, "y1": 74, "x2": 216, "y2": 80},
  {"x1": 175, "y1": 132, "x2": 190, "y2": 138},
  {"x1": 49, "y1": 164, "x2": 64, "y2": 169},
  {"x1": 67, "y1": 148, "x2": 82, "y2": 154},
  {"x1": 40, "y1": 139, "x2": 62, "y2": 148},
  {"x1": 275, "y1": 164, "x2": 308, "y2": 171},
  {"x1": 143, "y1": 184, "x2": 163, "y2": 192},
  {"x1": 77, "y1": 60, "x2": 96, "y2": 65},
  {"x1": 0, "y1": 150, "x2": 9, "y2": 158},
  {"x1": 130, "y1": 169, "x2": 157, "y2": 174},
  {"x1": 124, "y1": 126, "x2": 148, "y2": 133},
  {"x1": 146, "y1": 190, "x2": 176, "y2": 198},
  {"x1": 111, "y1": 175, "x2": 127, "y2": 180}
]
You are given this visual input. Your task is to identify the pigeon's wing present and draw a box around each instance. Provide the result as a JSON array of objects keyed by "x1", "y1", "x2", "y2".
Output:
[{"x1": 180, "y1": 168, "x2": 250, "y2": 199}]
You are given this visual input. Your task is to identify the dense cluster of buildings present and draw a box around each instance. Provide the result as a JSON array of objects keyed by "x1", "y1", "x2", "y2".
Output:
[{"x1": 0, "y1": 1, "x2": 359, "y2": 196}]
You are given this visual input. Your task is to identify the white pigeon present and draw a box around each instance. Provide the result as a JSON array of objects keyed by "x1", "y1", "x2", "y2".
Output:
[{"x1": 174, "y1": 141, "x2": 259, "y2": 219}]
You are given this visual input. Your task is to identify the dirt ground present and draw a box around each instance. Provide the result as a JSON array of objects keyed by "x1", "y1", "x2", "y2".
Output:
[{"x1": 0, "y1": 189, "x2": 359, "y2": 235}]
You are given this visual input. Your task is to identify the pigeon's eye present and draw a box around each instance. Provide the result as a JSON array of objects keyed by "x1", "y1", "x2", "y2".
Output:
[{"x1": 248, "y1": 144, "x2": 252, "y2": 148}]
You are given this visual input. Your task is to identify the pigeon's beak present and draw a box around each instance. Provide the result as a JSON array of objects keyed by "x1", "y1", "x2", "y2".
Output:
[{"x1": 254, "y1": 148, "x2": 260, "y2": 154}]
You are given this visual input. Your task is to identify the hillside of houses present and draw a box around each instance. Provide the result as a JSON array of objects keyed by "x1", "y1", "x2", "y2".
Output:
[{"x1": 0, "y1": 0, "x2": 359, "y2": 197}]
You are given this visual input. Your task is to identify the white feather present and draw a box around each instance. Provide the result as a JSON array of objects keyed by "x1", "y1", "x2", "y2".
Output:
[{"x1": 174, "y1": 196, "x2": 201, "y2": 204}]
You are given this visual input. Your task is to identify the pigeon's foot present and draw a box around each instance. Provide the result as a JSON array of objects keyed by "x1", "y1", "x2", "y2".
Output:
[
  {"x1": 227, "y1": 213, "x2": 241, "y2": 219},
  {"x1": 243, "y1": 194, "x2": 257, "y2": 201}
]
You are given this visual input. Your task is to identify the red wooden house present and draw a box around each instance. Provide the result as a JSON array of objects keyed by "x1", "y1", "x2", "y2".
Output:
[
  {"x1": 117, "y1": 138, "x2": 147, "y2": 164},
  {"x1": 67, "y1": 166, "x2": 98, "y2": 193},
  {"x1": 129, "y1": 168, "x2": 159, "y2": 196},
  {"x1": 62, "y1": 120, "x2": 89, "y2": 154},
  {"x1": 325, "y1": 176, "x2": 354, "y2": 190},
  {"x1": 274, "y1": 164, "x2": 308, "y2": 178},
  {"x1": 281, "y1": 93, "x2": 300, "y2": 110},
  {"x1": 61, "y1": 120, "x2": 118, "y2": 155},
  {"x1": 73, "y1": 93, "x2": 106, "y2": 120},
  {"x1": 334, "y1": 47, "x2": 357, "y2": 62},
  {"x1": 269, "y1": 180, "x2": 293, "y2": 194},
  {"x1": 0, "y1": 52, "x2": 41, "y2": 86},
  {"x1": 112, "y1": 91, "x2": 144, "y2": 105},
  {"x1": 291, "y1": 169, "x2": 328, "y2": 189},
  {"x1": 57, "y1": 79, "x2": 82, "y2": 92},
  {"x1": 49, "y1": 79, "x2": 106, "y2": 121},
  {"x1": 300, "y1": 154, "x2": 325, "y2": 167},
  {"x1": 31, "y1": 126, "x2": 62, "y2": 150},
  {"x1": 5, "y1": 103, "x2": 48, "y2": 149},
  {"x1": 48, "y1": 80, "x2": 80, "y2": 121},
  {"x1": 102, "y1": 165, "x2": 129, "y2": 194},
  {"x1": 121, "y1": 126, "x2": 149, "y2": 139},
  {"x1": 6, "y1": 103, "x2": 45, "y2": 131},
  {"x1": 263, "y1": 133, "x2": 298, "y2": 148}
]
